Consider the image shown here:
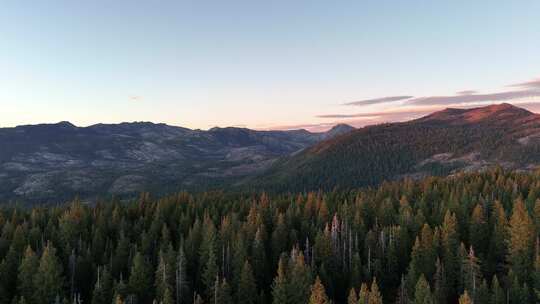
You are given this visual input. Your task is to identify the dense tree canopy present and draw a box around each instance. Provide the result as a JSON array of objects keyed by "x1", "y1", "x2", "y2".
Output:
[{"x1": 0, "y1": 168, "x2": 539, "y2": 303}]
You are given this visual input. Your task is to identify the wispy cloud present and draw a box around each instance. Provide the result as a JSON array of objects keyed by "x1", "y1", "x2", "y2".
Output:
[
  {"x1": 129, "y1": 96, "x2": 142, "y2": 101},
  {"x1": 456, "y1": 90, "x2": 477, "y2": 95},
  {"x1": 265, "y1": 122, "x2": 346, "y2": 132},
  {"x1": 317, "y1": 107, "x2": 435, "y2": 120},
  {"x1": 408, "y1": 90, "x2": 540, "y2": 106},
  {"x1": 509, "y1": 78, "x2": 540, "y2": 89},
  {"x1": 302, "y1": 76, "x2": 540, "y2": 132},
  {"x1": 343, "y1": 95, "x2": 413, "y2": 106}
]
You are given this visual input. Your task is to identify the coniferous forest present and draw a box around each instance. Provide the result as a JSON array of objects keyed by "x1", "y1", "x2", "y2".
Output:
[{"x1": 1, "y1": 169, "x2": 539, "y2": 304}]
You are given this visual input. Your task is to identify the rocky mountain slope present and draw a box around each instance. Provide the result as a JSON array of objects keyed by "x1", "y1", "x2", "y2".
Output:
[
  {"x1": 0, "y1": 122, "x2": 353, "y2": 202},
  {"x1": 254, "y1": 103, "x2": 540, "y2": 191}
]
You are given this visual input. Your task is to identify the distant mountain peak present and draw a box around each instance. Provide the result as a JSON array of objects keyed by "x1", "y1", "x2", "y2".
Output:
[
  {"x1": 328, "y1": 123, "x2": 354, "y2": 132},
  {"x1": 52, "y1": 121, "x2": 78, "y2": 130},
  {"x1": 418, "y1": 103, "x2": 535, "y2": 124}
]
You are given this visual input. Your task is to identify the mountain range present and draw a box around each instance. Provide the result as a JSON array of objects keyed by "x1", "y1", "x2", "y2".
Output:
[
  {"x1": 2, "y1": 103, "x2": 540, "y2": 203},
  {"x1": 255, "y1": 103, "x2": 540, "y2": 191},
  {"x1": 0, "y1": 121, "x2": 353, "y2": 202}
]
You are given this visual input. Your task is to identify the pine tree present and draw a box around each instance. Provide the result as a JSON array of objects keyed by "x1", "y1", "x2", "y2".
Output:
[
  {"x1": 469, "y1": 204, "x2": 488, "y2": 257},
  {"x1": 91, "y1": 266, "x2": 112, "y2": 304},
  {"x1": 202, "y1": 248, "x2": 218, "y2": 302},
  {"x1": 271, "y1": 257, "x2": 289, "y2": 304},
  {"x1": 358, "y1": 283, "x2": 369, "y2": 304},
  {"x1": 534, "y1": 238, "x2": 540, "y2": 303},
  {"x1": 433, "y1": 258, "x2": 446, "y2": 304},
  {"x1": 272, "y1": 214, "x2": 288, "y2": 263},
  {"x1": 462, "y1": 246, "x2": 481, "y2": 298},
  {"x1": 508, "y1": 198, "x2": 534, "y2": 283},
  {"x1": 348, "y1": 288, "x2": 358, "y2": 304},
  {"x1": 17, "y1": 246, "x2": 38, "y2": 304},
  {"x1": 193, "y1": 293, "x2": 204, "y2": 304},
  {"x1": 0, "y1": 245, "x2": 21, "y2": 302},
  {"x1": 308, "y1": 276, "x2": 330, "y2": 304},
  {"x1": 161, "y1": 287, "x2": 174, "y2": 304},
  {"x1": 176, "y1": 244, "x2": 189, "y2": 304},
  {"x1": 237, "y1": 261, "x2": 257, "y2": 304},
  {"x1": 155, "y1": 251, "x2": 173, "y2": 303},
  {"x1": 475, "y1": 279, "x2": 490, "y2": 304},
  {"x1": 112, "y1": 276, "x2": 129, "y2": 303},
  {"x1": 414, "y1": 275, "x2": 433, "y2": 304},
  {"x1": 33, "y1": 243, "x2": 64, "y2": 304},
  {"x1": 113, "y1": 295, "x2": 125, "y2": 304},
  {"x1": 441, "y1": 211, "x2": 459, "y2": 300},
  {"x1": 396, "y1": 276, "x2": 409, "y2": 304},
  {"x1": 128, "y1": 252, "x2": 153, "y2": 303},
  {"x1": 406, "y1": 238, "x2": 422, "y2": 294},
  {"x1": 112, "y1": 232, "x2": 130, "y2": 278},
  {"x1": 368, "y1": 279, "x2": 383, "y2": 304},
  {"x1": 487, "y1": 201, "x2": 508, "y2": 277},
  {"x1": 217, "y1": 279, "x2": 233, "y2": 304},
  {"x1": 490, "y1": 276, "x2": 504, "y2": 304},
  {"x1": 289, "y1": 251, "x2": 312, "y2": 304},
  {"x1": 458, "y1": 290, "x2": 472, "y2": 304},
  {"x1": 252, "y1": 227, "x2": 267, "y2": 286}
]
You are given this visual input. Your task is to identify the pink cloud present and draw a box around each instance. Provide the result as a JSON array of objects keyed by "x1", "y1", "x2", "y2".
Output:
[
  {"x1": 509, "y1": 78, "x2": 540, "y2": 89},
  {"x1": 409, "y1": 90, "x2": 540, "y2": 106},
  {"x1": 343, "y1": 95, "x2": 413, "y2": 106}
]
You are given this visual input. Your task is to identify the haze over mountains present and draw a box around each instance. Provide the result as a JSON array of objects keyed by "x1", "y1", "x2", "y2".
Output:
[
  {"x1": 0, "y1": 121, "x2": 353, "y2": 202},
  {"x1": 3, "y1": 103, "x2": 540, "y2": 203}
]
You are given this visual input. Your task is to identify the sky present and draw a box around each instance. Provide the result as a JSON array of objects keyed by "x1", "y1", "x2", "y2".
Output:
[{"x1": 1, "y1": 1, "x2": 540, "y2": 131}]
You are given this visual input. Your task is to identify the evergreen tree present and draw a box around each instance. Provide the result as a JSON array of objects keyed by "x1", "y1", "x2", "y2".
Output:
[
  {"x1": 441, "y1": 211, "x2": 460, "y2": 300},
  {"x1": 414, "y1": 275, "x2": 433, "y2": 304},
  {"x1": 462, "y1": 246, "x2": 481, "y2": 298},
  {"x1": 396, "y1": 276, "x2": 409, "y2": 304},
  {"x1": 161, "y1": 287, "x2": 174, "y2": 304},
  {"x1": 113, "y1": 295, "x2": 125, "y2": 304},
  {"x1": 271, "y1": 257, "x2": 289, "y2": 304},
  {"x1": 368, "y1": 279, "x2": 383, "y2": 304},
  {"x1": 347, "y1": 288, "x2": 358, "y2": 304},
  {"x1": 469, "y1": 204, "x2": 488, "y2": 257},
  {"x1": 202, "y1": 248, "x2": 218, "y2": 302},
  {"x1": 508, "y1": 198, "x2": 534, "y2": 283},
  {"x1": 17, "y1": 246, "x2": 38, "y2": 304},
  {"x1": 176, "y1": 244, "x2": 189, "y2": 304},
  {"x1": 487, "y1": 201, "x2": 508, "y2": 277},
  {"x1": 309, "y1": 276, "x2": 330, "y2": 304},
  {"x1": 155, "y1": 251, "x2": 173, "y2": 303},
  {"x1": 0, "y1": 245, "x2": 21, "y2": 302},
  {"x1": 534, "y1": 238, "x2": 540, "y2": 302},
  {"x1": 193, "y1": 293, "x2": 204, "y2": 304},
  {"x1": 128, "y1": 252, "x2": 153, "y2": 303},
  {"x1": 33, "y1": 243, "x2": 64, "y2": 304},
  {"x1": 458, "y1": 290, "x2": 472, "y2": 304},
  {"x1": 237, "y1": 261, "x2": 257, "y2": 304},
  {"x1": 217, "y1": 279, "x2": 233, "y2": 304},
  {"x1": 289, "y1": 251, "x2": 312, "y2": 304},
  {"x1": 475, "y1": 279, "x2": 490, "y2": 304},
  {"x1": 433, "y1": 258, "x2": 446, "y2": 304},
  {"x1": 91, "y1": 266, "x2": 112, "y2": 304},
  {"x1": 358, "y1": 283, "x2": 369, "y2": 304},
  {"x1": 490, "y1": 276, "x2": 504, "y2": 304}
]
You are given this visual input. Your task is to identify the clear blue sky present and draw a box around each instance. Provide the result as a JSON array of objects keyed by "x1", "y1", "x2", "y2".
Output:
[{"x1": 2, "y1": 1, "x2": 539, "y2": 130}]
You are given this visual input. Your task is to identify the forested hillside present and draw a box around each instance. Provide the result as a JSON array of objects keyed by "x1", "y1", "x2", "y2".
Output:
[
  {"x1": 0, "y1": 169, "x2": 539, "y2": 303},
  {"x1": 0, "y1": 121, "x2": 353, "y2": 203},
  {"x1": 256, "y1": 104, "x2": 540, "y2": 191}
]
